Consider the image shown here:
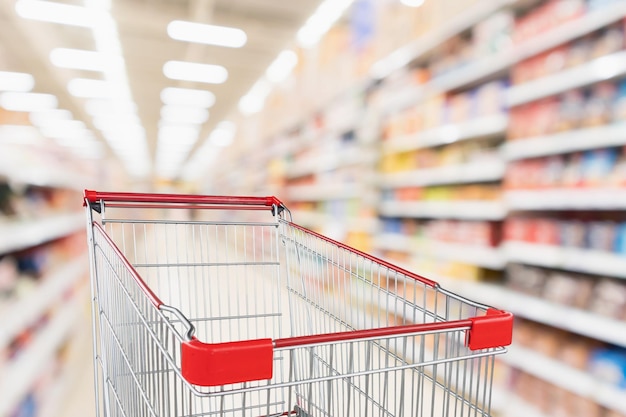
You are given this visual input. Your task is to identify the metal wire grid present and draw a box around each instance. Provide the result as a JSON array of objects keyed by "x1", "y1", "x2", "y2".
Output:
[
  {"x1": 87, "y1": 206, "x2": 503, "y2": 417},
  {"x1": 279, "y1": 220, "x2": 500, "y2": 417}
]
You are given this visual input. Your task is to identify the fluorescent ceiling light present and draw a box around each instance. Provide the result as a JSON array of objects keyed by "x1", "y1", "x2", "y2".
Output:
[
  {"x1": 208, "y1": 121, "x2": 236, "y2": 147},
  {"x1": 50, "y1": 48, "x2": 124, "y2": 72},
  {"x1": 160, "y1": 87, "x2": 215, "y2": 108},
  {"x1": 167, "y1": 20, "x2": 247, "y2": 48},
  {"x1": 266, "y1": 50, "x2": 298, "y2": 84},
  {"x1": 68, "y1": 78, "x2": 116, "y2": 98},
  {"x1": 163, "y1": 61, "x2": 228, "y2": 84},
  {"x1": 238, "y1": 79, "x2": 271, "y2": 115},
  {"x1": 400, "y1": 0, "x2": 425, "y2": 6},
  {"x1": 85, "y1": 98, "x2": 137, "y2": 116},
  {"x1": 29, "y1": 109, "x2": 73, "y2": 126},
  {"x1": 158, "y1": 125, "x2": 199, "y2": 144},
  {"x1": 0, "y1": 92, "x2": 57, "y2": 112},
  {"x1": 15, "y1": 0, "x2": 102, "y2": 27},
  {"x1": 297, "y1": 0, "x2": 355, "y2": 48},
  {"x1": 0, "y1": 71, "x2": 35, "y2": 92},
  {"x1": 160, "y1": 105, "x2": 209, "y2": 125}
]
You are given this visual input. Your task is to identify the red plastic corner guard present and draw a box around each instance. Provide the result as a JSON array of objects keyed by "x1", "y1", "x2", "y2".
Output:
[
  {"x1": 466, "y1": 308, "x2": 513, "y2": 350},
  {"x1": 181, "y1": 338, "x2": 274, "y2": 387}
]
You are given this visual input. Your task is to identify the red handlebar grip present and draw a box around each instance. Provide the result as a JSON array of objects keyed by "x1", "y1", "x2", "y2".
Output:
[{"x1": 84, "y1": 190, "x2": 284, "y2": 208}]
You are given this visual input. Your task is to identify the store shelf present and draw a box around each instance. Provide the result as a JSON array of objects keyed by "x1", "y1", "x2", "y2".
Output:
[
  {"x1": 0, "y1": 298, "x2": 80, "y2": 417},
  {"x1": 500, "y1": 345, "x2": 626, "y2": 415},
  {"x1": 0, "y1": 254, "x2": 87, "y2": 349},
  {"x1": 506, "y1": 50, "x2": 626, "y2": 107},
  {"x1": 503, "y1": 124, "x2": 626, "y2": 160},
  {"x1": 374, "y1": 234, "x2": 504, "y2": 269},
  {"x1": 438, "y1": 277, "x2": 626, "y2": 347},
  {"x1": 379, "y1": 160, "x2": 505, "y2": 188},
  {"x1": 286, "y1": 149, "x2": 376, "y2": 179},
  {"x1": 383, "y1": 114, "x2": 508, "y2": 154},
  {"x1": 379, "y1": 200, "x2": 506, "y2": 220},
  {"x1": 287, "y1": 183, "x2": 363, "y2": 202},
  {"x1": 291, "y1": 210, "x2": 378, "y2": 234},
  {"x1": 506, "y1": 189, "x2": 626, "y2": 210},
  {"x1": 499, "y1": 395, "x2": 550, "y2": 417},
  {"x1": 369, "y1": 0, "x2": 514, "y2": 80},
  {"x1": 0, "y1": 212, "x2": 84, "y2": 255},
  {"x1": 503, "y1": 241, "x2": 626, "y2": 279},
  {"x1": 515, "y1": 1, "x2": 626, "y2": 62}
]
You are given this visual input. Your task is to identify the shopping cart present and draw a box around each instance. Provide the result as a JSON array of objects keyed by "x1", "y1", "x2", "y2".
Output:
[{"x1": 84, "y1": 190, "x2": 512, "y2": 417}]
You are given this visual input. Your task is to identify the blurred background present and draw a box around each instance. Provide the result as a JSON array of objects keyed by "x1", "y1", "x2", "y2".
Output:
[{"x1": 1, "y1": 0, "x2": 626, "y2": 416}]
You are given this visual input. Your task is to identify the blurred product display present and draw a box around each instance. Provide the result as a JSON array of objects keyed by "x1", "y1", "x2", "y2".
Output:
[{"x1": 3, "y1": 0, "x2": 626, "y2": 416}]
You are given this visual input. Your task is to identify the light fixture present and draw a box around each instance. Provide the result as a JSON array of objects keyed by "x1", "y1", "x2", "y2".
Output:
[
  {"x1": 163, "y1": 61, "x2": 228, "y2": 84},
  {"x1": 297, "y1": 0, "x2": 355, "y2": 48},
  {"x1": 167, "y1": 20, "x2": 247, "y2": 48},
  {"x1": 400, "y1": 0, "x2": 425, "y2": 6},
  {"x1": 208, "y1": 121, "x2": 236, "y2": 147},
  {"x1": 238, "y1": 79, "x2": 271, "y2": 115},
  {"x1": 85, "y1": 98, "x2": 137, "y2": 116},
  {"x1": 29, "y1": 109, "x2": 73, "y2": 126},
  {"x1": 68, "y1": 78, "x2": 117, "y2": 98},
  {"x1": 0, "y1": 92, "x2": 57, "y2": 112},
  {"x1": 0, "y1": 71, "x2": 35, "y2": 92},
  {"x1": 265, "y1": 50, "x2": 298, "y2": 84},
  {"x1": 15, "y1": 0, "x2": 102, "y2": 27},
  {"x1": 160, "y1": 105, "x2": 209, "y2": 125},
  {"x1": 158, "y1": 125, "x2": 200, "y2": 144},
  {"x1": 160, "y1": 87, "x2": 215, "y2": 108},
  {"x1": 50, "y1": 48, "x2": 124, "y2": 72}
]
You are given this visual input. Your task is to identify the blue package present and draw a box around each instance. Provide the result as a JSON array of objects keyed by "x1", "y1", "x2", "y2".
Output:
[
  {"x1": 613, "y1": 222, "x2": 626, "y2": 254},
  {"x1": 589, "y1": 347, "x2": 626, "y2": 389},
  {"x1": 581, "y1": 148, "x2": 619, "y2": 186}
]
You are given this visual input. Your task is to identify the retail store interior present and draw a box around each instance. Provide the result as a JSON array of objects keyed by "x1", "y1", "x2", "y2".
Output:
[{"x1": 2, "y1": 0, "x2": 626, "y2": 416}]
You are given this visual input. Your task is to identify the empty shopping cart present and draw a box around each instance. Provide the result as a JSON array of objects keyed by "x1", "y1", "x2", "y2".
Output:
[{"x1": 84, "y1": 190, "x2": 512, "y2": 417}]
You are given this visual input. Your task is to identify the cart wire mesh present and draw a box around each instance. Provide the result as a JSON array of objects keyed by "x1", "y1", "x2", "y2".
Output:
[{"x1": 84, "y1": 191, "x2": 512, "y2": 417}]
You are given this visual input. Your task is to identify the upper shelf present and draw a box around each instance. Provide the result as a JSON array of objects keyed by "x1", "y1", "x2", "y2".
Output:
[
  {"x1": 287, "y1": 183, "x2": 363, "y2": 202},
  {"x1": 0, "y1": 212, "x2": 84, "y2": 255},
  {"x1": 382, "y1": 115, "x2": 508, "y2": 154},
  {"x1": 378, "y1": 159, "x2": 505, "y2": 188},
  {"x1": 505, "y1": 189, "x2": 626, "y2": 211},
  {"x1": 502, "y1": 124, "x2": 626, "y2": 160},
  {"x1": 379, "y1": 200, "x2": 507, "y2": 220},
  {"x1": 285, "y1": 149, "x2": 377, "y2": 179},
  {"x1": 506, "y1": 50, "x2": 626, "y2": 107}
]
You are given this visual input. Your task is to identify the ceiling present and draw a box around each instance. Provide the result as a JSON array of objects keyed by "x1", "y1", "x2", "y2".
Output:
[{"x1": 0, "y1": 0, "x2": 324, "y2": 181}]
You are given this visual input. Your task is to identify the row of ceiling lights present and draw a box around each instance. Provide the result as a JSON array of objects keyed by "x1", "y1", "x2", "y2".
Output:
[{"x1": 1, "y1": 0, "x2": 426, "y2": 182}]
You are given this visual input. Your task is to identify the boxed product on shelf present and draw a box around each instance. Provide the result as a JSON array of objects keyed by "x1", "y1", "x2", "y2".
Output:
[
  {"x1": 589, "y1": 347, "x2": 626, "y2": 388},
  {"x1": 587, "y1": 277, "x2": 626, "y2": 319},
  {"x1": 513, "y1": 0, "x2": 586, "y2": 45}
]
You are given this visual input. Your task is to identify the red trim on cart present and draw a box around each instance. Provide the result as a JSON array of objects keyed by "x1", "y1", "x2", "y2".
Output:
[
  {"x1": 104, "y1": 203, "x2": 272, "y2": 211},
  {"x1": 466, "y1": 308, "x2": 514, "y2": 350},
  {"x1": 285, "y1": 221, "x2": 439, "y2": 288},
  {"x1": 84, "y1": 189, "x2": 283, "y2": 209},
  {"x1": 92, "y1": 222, "x2": 163, "y2": 308},
  {"x1": 181, "y1": 338, "x2": 274, "y2": 386}
]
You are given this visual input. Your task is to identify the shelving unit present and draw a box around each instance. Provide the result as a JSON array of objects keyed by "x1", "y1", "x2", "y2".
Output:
[
  {"x1": 504, "y1": 241, "x2": 626, "y2": 279},
  {"x1": 506, "y1": 189, "x2": 626, "y2": 210},
  {"x1": 502, "y1": 124, "x2": 626, "y2": 160},
  {"x1": 379, "y1": 200, "x2": 507, "y2": 220},
  {"x1": 506, "y1": 50, "x2": 626, "y2": 107},
  {"x1": 501, "y1": 345, "x2": 626, "y2": 415},
  {"x1": 0, "y1": 212, "x2": 84, "y2": 254}
]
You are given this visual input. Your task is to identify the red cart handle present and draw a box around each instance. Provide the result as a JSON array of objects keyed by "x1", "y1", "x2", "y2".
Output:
[{"x1": 84, "y1": 190, "x2": 285, "y2": 211}]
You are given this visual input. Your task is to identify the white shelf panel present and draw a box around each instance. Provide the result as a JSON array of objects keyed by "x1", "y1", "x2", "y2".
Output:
[
  {"x1": 383, "y1": 114, "x2": 508, "y2": 154},
  {"x1": 0, "y1": 254, "x2": 87, "y2": 349},
  {"x1": 379, "y1": 201, "x2": 506, "y2": 220},
  {"x1": 286, "y1": 149, "x2": 377, "y2": 179},
  {"x1": 506, "y1": 189, "x2": 626, "y2": 210},
  {"x1": 500, "y1": 345, "x2": 626, "y2": 415},
  {"x1": 500, "y1": 395, "x2": 550, "y2": 417},
  {"x1": 291, "y1": 210, "x2": 378, "y2": 234},
  {"x1": 439, "y1": 277, "x2": 626, "y2": 347},
  {"x1": 0, "y1": 299, "x2": 80, "y2": 417},
  {"x1": 506, "y1": 50, "x2": 626, "y2": 107},
  {"x1": 287, "y1": 183, "x2": 362, "y2": 201},
  {"x1": 369, "y1": 0, "x2": 514, "y2": 79},
  {"x1": 0, "y1": 212, "x2": 84, "y2": 255},
  {"x1": 504, "y1": 241, "x2": 626, "y2": 279},
  {"x1": 379, "y1": 160, "x2": 505, "y2": 188},
  {"x1": 374, "y1": 235, "x2": 504, "y2": 269},
  {"x1": 515, "y1": 1, "x2": 626, "y2": 62},
  {"x1": 503, "y1": 124, "x2": 626, "y2": 160}
]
